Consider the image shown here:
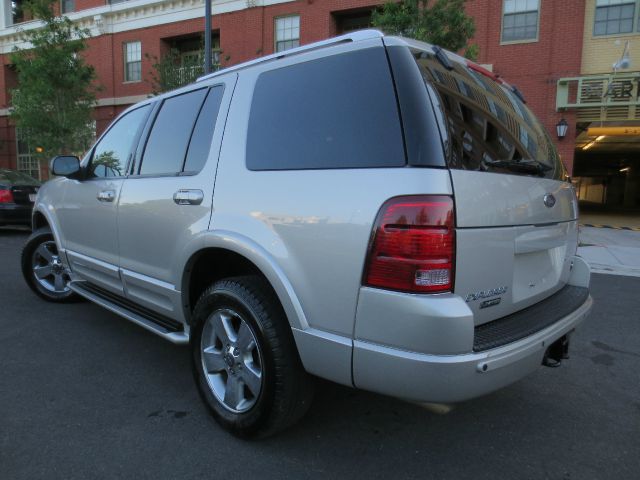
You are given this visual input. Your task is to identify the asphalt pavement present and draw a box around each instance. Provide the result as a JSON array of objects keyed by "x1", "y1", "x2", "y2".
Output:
[{"x1": 1, "y1": 227, "x2": 639, "y2": 480}]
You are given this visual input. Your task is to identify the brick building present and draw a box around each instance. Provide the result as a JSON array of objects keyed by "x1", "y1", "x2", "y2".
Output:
[{"x1": 0, "y1": 0, "x2": 638, "y2": 207}]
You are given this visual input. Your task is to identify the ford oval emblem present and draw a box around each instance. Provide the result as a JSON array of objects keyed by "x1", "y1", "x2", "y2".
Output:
[{"x1": 543, "y1": 193, "x2": 556, "y2": 208}]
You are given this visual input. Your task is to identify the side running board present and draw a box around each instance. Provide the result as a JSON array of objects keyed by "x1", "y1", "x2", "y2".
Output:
[{"x1": 69, "y1": 281, "x2": 189, "y2": 345}]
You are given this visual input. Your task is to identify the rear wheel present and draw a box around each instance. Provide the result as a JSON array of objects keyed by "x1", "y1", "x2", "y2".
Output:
[
  {"x1": 191, "y1": 276, "x2": 314, "y2": 438},
  {"x1": 21, "y1": 227, "x2": 79, "y2": 303}
]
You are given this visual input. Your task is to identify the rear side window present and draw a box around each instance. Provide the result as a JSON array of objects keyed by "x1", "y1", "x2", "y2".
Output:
[
  {"x1": 247, "y1": 47, "x2": 405, "y2": 170},
  {"x1": 140, "y1": 89, "x2": 207, "y2": 175},
  {"x1": 413, "y1": 52, "x2": 566, "y2": 181},
  {"x1": 183, "y1": 86, "x2": 225, "y2": 174}
]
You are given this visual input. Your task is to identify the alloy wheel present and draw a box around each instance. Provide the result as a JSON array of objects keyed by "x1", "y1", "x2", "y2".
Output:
[
  {"x1": 31, "y1": 240, "x2": 71, "y2": 294},
  {"x1": 200, "y1": 308, "x2": 264, "y2": 413}
]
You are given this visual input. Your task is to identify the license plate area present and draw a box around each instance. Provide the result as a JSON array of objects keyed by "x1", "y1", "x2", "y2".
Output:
[{"x1": 512, "y1": 247, "x2": 566, "y2": 302}]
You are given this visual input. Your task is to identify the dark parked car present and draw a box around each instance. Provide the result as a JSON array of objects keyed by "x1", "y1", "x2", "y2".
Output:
[{"x1": 0, "y1": 168, "x2": 40, "y2": 227}]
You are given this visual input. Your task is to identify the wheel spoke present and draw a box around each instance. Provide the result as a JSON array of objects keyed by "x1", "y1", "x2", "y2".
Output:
[
  {"x1": 220, "y1": 312, "x2": 239, "y2": 343},
  {"x1": 210, "y1": 311, "x2": 232, "y2": 345},
  {"x1": 36, "y1": 244, "x2": 54, "y2": 262},
  {"x1": 240, "y1": 366, "x2": 262, "y2": 397},
  {"x1": 236, "y1": 322, "x2": 255, "y2": 352},
  {"x1": 54, "y1": 273, "x2": 66, "y2": 291},
  {"x1": 201, "y1": 319, "x2": 217, "y2": 349},
  {"x1": 33, "y1": 265, "x2": 53, "y2": 279},
  {"x1": 202, "y1": 347, "x2": 226, "y2": 373},
  {"x1": 223, "y1": 375, "x2": 242, "y2": 409}
]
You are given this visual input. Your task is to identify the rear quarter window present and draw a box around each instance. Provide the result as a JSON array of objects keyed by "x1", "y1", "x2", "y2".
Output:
[
  {"x1": 414, "y1": 52, "x2": 567, "y2": 181},
  {"x1": 246, "y1": 47, "x2": 405, "y2": 170}
]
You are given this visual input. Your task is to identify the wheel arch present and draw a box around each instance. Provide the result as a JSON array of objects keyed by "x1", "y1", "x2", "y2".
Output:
[
  {"x1": 180, "y1": 231, "x2": 309, "y2": 332},
  {"x1": 32, "y1": 210, "x2": 49, "y2": 231},
  {"x1": 31, "y1": 206, "x2": 65, "y2": 253}
]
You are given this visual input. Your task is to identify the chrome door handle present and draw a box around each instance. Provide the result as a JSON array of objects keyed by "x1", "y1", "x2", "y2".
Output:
[
  {"x1": 173, "y1": 189, "x2": 204, "y2": 206},
  {"x1": 97, "y1": 190, "x2": 116, "y2": 202}
]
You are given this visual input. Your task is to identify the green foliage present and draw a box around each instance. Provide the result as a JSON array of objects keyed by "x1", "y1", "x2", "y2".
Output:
[
  {"x1": 372, "y1": 0, "x2": 478, "y2": 60},
  {"x1": 10, "y1": 0, "x2": 99, "y2": 158},
  {"x1": 146, "y1": 49, "x2": 206, "y2": 95}
]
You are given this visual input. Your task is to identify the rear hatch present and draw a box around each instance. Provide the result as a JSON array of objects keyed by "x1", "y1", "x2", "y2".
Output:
[{"x1": 407, "y1": 43, "x2": 578, "y2": 325}]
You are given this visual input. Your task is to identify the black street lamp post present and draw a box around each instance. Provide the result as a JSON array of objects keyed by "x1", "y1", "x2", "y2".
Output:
[{"x1": 204, "y1": 0, "x2": 212, "y2": 74}]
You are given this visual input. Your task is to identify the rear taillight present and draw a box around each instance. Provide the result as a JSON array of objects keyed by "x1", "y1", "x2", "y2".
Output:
[
  {"x1": 0, "y1": 189, "x2": 13, "y2": 204},
  {"x1": 363, "y1": 196, "x2": 455, "y2": 294}
]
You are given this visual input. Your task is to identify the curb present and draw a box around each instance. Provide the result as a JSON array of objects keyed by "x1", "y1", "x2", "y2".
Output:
[
  {"x1": 584, "y1": 263, "x2": 640, "y2": 278},
  {"x1": 580, "y1": 224, "x2": 640, "y2": 232}
]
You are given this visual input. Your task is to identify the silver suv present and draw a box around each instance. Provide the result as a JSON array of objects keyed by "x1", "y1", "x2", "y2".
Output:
[{"x1": 22, "y1": 31, "x2": 592, "y2": 437}]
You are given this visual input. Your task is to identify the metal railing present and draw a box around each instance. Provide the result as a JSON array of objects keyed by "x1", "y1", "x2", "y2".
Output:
[{"x1": 556, "y1": 72, "x2": 640, "y2": 122}]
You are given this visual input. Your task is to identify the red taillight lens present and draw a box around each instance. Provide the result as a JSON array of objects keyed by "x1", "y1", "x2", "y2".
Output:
[
  {"x1": 363, "y1": 195, "x2": 455, "y2": 294},
  {"x1": 0, "y1": 189, "x2": 14, "y2": 204}
]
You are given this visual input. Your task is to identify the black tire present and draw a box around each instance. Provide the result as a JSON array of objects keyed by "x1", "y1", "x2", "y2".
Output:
[
  {"x1": 21, "y1": 227, "x2": 80, "y2": 303},
  {"x1": 191, "y1": 275, "x2": 314, "y2": 438}
]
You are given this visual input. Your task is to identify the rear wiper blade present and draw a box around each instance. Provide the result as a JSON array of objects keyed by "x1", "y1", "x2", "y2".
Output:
[{"x1": 483, "y1": 159, "x2": 552, "y2": 175}]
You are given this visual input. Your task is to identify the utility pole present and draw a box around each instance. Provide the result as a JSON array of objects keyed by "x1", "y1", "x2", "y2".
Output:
[{"x1": 204, "y1": 0, "x2": 212, "y2": 74}]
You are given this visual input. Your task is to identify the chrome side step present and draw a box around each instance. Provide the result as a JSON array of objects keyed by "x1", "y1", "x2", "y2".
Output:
[{"x1": 69, "y1": 281, "x2": 190, "y2": 345}]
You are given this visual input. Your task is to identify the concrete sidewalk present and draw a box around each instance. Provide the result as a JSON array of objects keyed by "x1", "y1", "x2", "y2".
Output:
[{"x1": 578, "y1": 226, "x2": 640, "y2": 277}]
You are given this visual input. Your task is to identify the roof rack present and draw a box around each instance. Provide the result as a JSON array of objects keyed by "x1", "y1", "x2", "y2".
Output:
[{"x1": 196, "y1": 29, "x2": 384, "y2": 82}]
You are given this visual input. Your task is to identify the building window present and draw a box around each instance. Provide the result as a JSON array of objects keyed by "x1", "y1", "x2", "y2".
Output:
[
  {"x1": 12, "y1": 0, "x2": 29, "y2": 25},
  {"x1": 594, "y1": 0, "x2": 636, "y2": 36},
  {"x1": 61, "y1": 0, "x2": 74, "y2": 13},
  {"x1": 16, "y1": 130, "x2": 40, "y2": 181},
  {"x1": 124, "y1": 41, "x2": 142, "y2": 82},
  {"x1": 275, "y1": 16, "x2": 300, "y2": 52},
  {"x1": 335, "y1": 10, "x2": 373, "y2": 34},
  {"x1": 502, "y1": 0, "x2": 540, "y2": 42}
]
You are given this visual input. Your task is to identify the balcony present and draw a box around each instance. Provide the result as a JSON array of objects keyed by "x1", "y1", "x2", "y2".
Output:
[
  {"x1": 152, "y1": 49, "x2": 220, "y2": 92},
  {"x1": 557, "y1": 73, "x2": 640, "y2": 122}
]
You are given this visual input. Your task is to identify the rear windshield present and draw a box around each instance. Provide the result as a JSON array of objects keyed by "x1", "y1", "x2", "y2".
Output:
[
  {"x1": 413, "y1": 51, "x2": 567, "y2": 181},
  {"x1": 0, "y1": 169, "x2": 40, "y2": 185}
]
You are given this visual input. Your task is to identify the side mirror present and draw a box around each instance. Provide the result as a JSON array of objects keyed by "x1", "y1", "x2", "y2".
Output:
[{"x1": 50, "y1": 155, "x2": 81, "y2": 178}]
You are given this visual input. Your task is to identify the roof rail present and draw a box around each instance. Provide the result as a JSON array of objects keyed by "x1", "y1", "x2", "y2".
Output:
[{"x1": 196, "y1": 29, "x2": 384, "y2": 82}]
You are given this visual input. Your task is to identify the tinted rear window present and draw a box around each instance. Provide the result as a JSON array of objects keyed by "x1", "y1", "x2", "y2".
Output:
[
  {"x1": 413, "y1": 52, "x2": 566, "y2": 181},
  {"x1": 184, "y1": 86, "x2": 225, "y2": 173},
  {"x1": 0, "y1": 170, "x2": 40, "y2": 185},
  {"x1": 246, "y1": 47, "x2": 405, "y2": 170}
]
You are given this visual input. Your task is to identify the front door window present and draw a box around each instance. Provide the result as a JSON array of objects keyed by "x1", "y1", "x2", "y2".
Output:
[{"x1": 89, "y1": 105, "x2": 151, "y2": 178}]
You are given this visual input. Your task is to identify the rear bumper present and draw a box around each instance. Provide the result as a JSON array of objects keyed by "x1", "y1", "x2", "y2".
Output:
[
  {"x1": 353, "y1": 294, "x2": 592, "y2": 403},
  {"x1": 0, "y1": 203, "x2": 32, "y2": 225},
  {"x1": 352, "y1": 255, "x2": 593, "y2": 403}
]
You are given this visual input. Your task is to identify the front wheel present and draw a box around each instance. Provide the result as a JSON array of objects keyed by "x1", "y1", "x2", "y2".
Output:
[
  {"x1": 191, "y1": 276, "x2": 314, "y2": 438},
  {"x1": 21, "y1": 227, "x2": 79, "y2": 303}
]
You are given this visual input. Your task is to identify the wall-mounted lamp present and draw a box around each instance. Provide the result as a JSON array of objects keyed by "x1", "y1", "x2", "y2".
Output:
[
  {"x1": 613, "y1": 41, "x2": 631, "y2": 73},
  {"x1": 556, "y1": 118, "x2": 569, "y2": 139}
]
